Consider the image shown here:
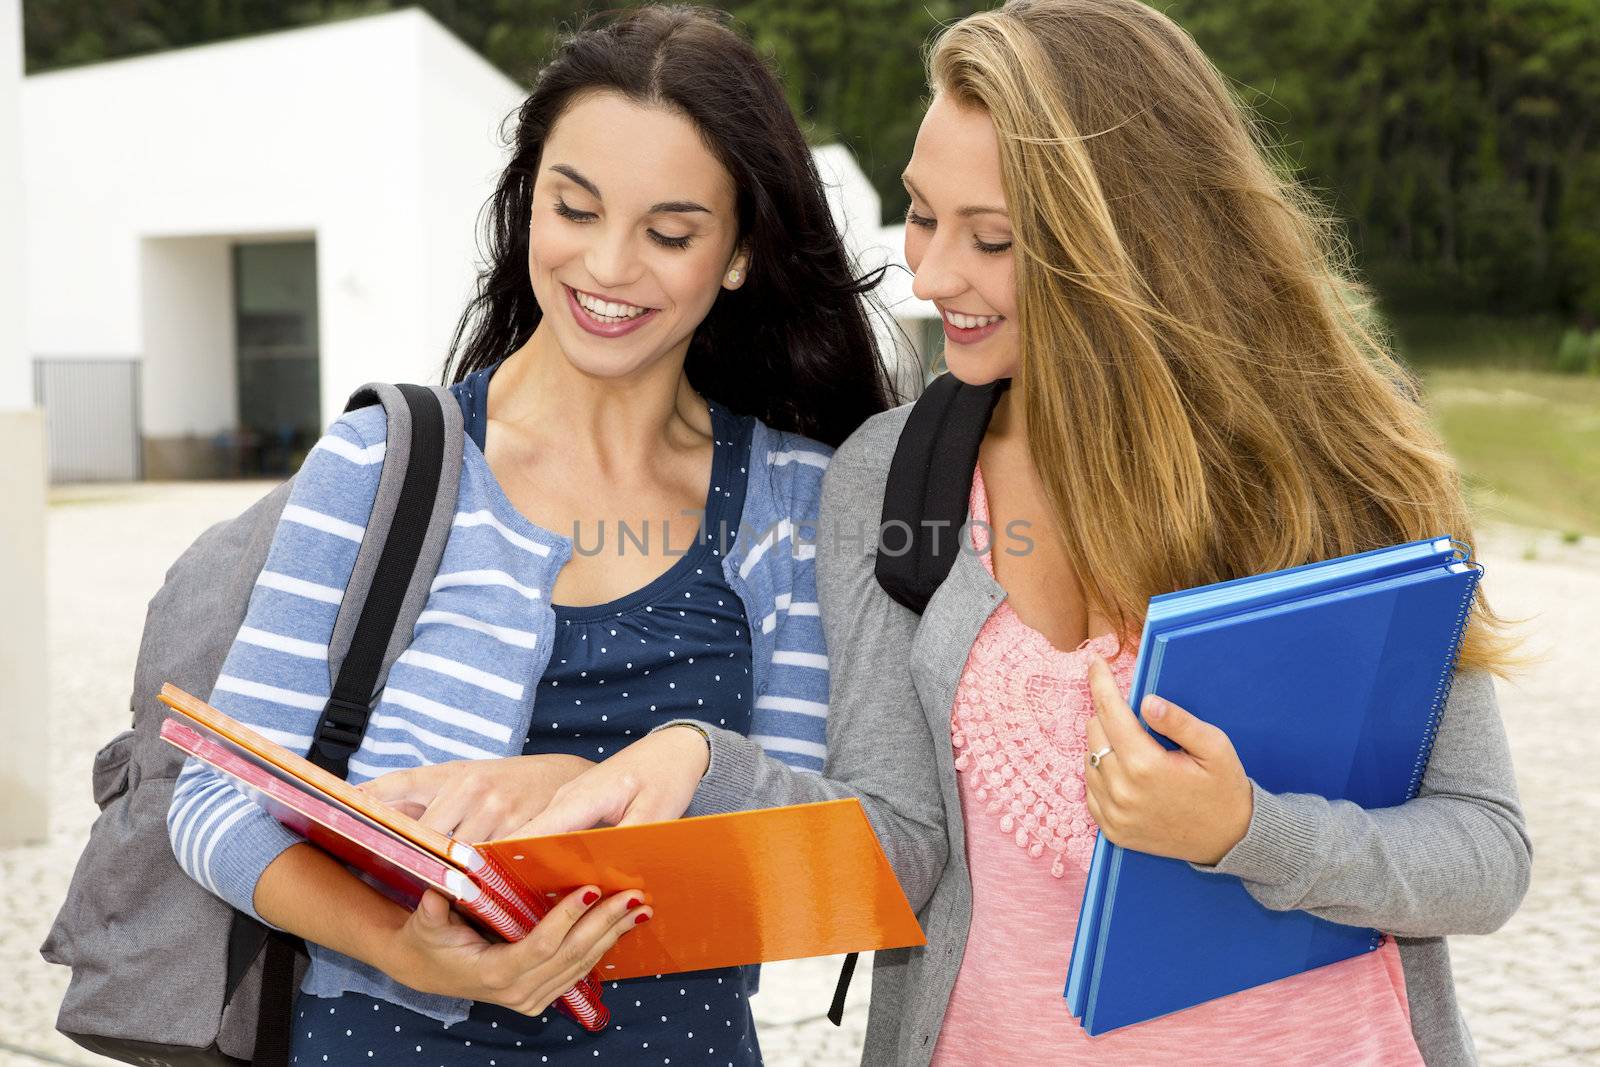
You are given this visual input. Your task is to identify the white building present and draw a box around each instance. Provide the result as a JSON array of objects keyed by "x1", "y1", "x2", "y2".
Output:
[
  {"x1": 13, "y1": 9, "x2": 935, "y2": 483},
  {"x1": 1, "y1": 0, "x2": 48, "y2": 846},
  {"x1": 813, "y1": 144, "x2": 942, "y2": 400}
]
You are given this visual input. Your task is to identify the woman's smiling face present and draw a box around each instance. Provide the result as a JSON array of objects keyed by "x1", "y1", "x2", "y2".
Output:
[
  {"x1": 902, "y1": 92, "x2": 1018, "y2": 385},
  {"x1": 528, "y1": 90, "x2": 748, "y2": 379}
]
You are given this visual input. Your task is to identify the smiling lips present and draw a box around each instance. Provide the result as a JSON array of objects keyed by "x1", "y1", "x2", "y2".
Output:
[
  {"x1": 941, "y1": 307, "x2": 1004, "y2": 344},
  {"x1": 565, "y1": 284, "x2": 661, "y2": 338}
]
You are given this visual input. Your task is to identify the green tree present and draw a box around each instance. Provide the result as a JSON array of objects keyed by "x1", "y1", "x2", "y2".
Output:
[{"x1": 21, "y1": 0, "x2": 1600, "y2": 316}]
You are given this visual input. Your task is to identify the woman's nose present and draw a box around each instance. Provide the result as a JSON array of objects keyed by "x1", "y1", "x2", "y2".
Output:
[
  {"x1": 910, "y1": 233, "x2": 964, "y2": 305},
  {"x1": 585, "y1": 226, "x2": 642, "y2": 290}
]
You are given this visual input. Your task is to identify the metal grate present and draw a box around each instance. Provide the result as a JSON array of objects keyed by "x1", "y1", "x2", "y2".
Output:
[{"x1": 32, "y1": 357, "x2": 143, "y2": 483}]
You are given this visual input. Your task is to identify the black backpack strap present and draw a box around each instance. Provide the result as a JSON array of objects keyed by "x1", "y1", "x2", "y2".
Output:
[
  {"x1": 828, "y1": 376, "x2": 1009, "y2": 1027},
  {"x1": 826, "y1": 950, "x2": 859, "y2": 1026},
  {"x1": 249, "y1": 940, "x2": 299, "y2": 1067},
  {"x1": 312, "y1": 383, "x2": 447, "y2": 776},
  {"x1": 874, "y1": 374, "x2": 1010, "y2": 614},
  {"x1": 245, "y1": 383, "x2": 450, "y2": 1067}
]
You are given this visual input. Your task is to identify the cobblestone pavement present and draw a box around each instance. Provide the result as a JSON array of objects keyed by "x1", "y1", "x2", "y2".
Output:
[{"x1": 1, "y1": 483, "x2": 1594, "y2": 1066}]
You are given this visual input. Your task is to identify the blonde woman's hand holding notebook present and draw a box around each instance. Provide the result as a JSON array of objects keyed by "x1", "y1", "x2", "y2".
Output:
[{"x1": 1083, "y1": 654, "x2": 1254, "y2": 866}]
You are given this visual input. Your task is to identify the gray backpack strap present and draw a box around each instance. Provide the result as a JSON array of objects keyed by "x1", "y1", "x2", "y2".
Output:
[{"x1": 326, "y1": 383, "x2": 465, "y2": 717}]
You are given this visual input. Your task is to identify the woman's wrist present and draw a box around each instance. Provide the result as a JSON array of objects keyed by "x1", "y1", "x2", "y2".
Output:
[
  {"x1": 371, "y1": 907, "x2": 425, "y2": 989},
  {"x1": 256, "y1": 842, "x2": 414, "y2": 979},
  {"x1": 652, "y1": 721, "x2": 712, "y2": 779}
]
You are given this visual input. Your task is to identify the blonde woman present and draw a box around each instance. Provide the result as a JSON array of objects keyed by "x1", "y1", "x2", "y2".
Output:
[{"x1": 530, "y1": 1, "x2": 1530, "y2": 1063}]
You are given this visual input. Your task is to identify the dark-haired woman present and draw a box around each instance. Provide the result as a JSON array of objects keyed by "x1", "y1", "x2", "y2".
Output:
[{"x1": 165, "y1": 6, "x2": 895, "y2": 1063}]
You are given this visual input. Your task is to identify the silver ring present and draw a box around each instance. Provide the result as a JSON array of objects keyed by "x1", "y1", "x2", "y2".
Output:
[{"x1": 1088, "y1": 745, "x2": 1113, "y2": 769}]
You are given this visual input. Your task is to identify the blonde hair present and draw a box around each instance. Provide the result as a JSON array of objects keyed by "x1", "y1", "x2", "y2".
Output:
[{"x1": 930, "y1": 0, "x2": 1514, "y2": 674}]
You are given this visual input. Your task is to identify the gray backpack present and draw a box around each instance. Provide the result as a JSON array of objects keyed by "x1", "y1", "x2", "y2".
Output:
[{"x1": 40, "y1": 383, "x2": 465, "y2": 1067}]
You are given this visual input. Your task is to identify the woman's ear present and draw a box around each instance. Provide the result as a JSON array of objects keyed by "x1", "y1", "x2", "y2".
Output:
[{"x1": 723, "y1": 246, "x2": 751, "y2": 291}]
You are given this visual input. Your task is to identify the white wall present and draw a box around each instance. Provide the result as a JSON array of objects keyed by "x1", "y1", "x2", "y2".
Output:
[
  {"x1": 22, "y1": 10, "x2": 520, "y2": 433},
  {"x1": 140, "y1": 236, "x2": 237, "y2": 436},
  {"x1": 0, "y1": 0, "x2": 49, "y2": 847},
  {"x1": 0, "y1": 407, "x2": 48, "y2": 845},
  {"x1": 0, "y1": 0, "x2": 25, "y2": 408}
]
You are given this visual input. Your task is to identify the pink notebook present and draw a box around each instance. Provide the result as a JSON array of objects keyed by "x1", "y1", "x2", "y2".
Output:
[{"x1": 160, "y1": 704, "x2": 608, "y2": 1030}]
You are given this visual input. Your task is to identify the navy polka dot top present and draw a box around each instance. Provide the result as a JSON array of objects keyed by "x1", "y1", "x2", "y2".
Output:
[{"x1": 287, "y1": 362, "x2": 762, "y2": 1065}]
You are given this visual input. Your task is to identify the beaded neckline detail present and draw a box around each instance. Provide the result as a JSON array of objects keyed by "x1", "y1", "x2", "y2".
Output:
[{"x1": 950, "y1": 464, "x2": 1135, "y2": 878}]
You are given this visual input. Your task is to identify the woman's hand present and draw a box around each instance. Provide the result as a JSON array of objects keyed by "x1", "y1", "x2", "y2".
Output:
[
  {"x1": 513, "y1": 725, "x2": 712, "y2": 838},
  {"x1": 381, "y1": 885, "x2": 650, "y2": 1016},
  {"x1": 1083, "y1": 655, "x2": 1254, "y2": 866},
  {"x1": 360, "y1": 754, "x2": 594, "y2": 843}
]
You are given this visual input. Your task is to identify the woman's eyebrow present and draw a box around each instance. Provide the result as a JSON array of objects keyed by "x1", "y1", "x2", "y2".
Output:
[
  {"x1": 902, "y1": 174, "x2": 1007, "y2": 219},
  {"x1": 550, "y1": 164, "x2": 600, "y2": 198},
  {"x1": 548, "y1": 165, "x2": 708, "y2": 216},
  {"x1": 649, "y1": 200, "x2": 711, "y2": 215}
]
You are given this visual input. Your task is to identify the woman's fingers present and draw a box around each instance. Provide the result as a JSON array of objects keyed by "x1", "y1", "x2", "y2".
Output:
[
  {"x1": 416, "y1": 780, "x2": 478, "y2": 838},
  {"x1": 1085, "y1": 713, "x2": 1108, "y2": 758},
  {"x1": 558, "y1": 889, "x2": 651, "y2": 964},
  {"x1": 451, "y1": 797, "x2": 525, "y2": 847},
  {"x1": 1140, "y1": 694, "x2": 1233, "y2": 761},
  {"x1": 364, "y1": 762, "x2": 479, "y2": 838},
  {"x1": 356, "y1": 765, "x2": 415, "y2": 802},
  {"x1": 361, "y1": 763, "x2": 448, "y2": 805},
  {"x1": 413, "y1": 888, "x2": 454, "y2": 929},
  {"x1": 516, "y1": 891, "x2": 651, "y2": 1016},
  {"x1": 514, "y1": 885, "x2": 603, "y2": 955},
  {"x1": 519, "y1": 773, "x2": 640, "y2": 838}
]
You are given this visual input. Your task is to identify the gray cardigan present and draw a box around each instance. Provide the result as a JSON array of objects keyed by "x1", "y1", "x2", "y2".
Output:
[{"x1": 683, "y1": 404, "x2": 1531, "y2": 1066}]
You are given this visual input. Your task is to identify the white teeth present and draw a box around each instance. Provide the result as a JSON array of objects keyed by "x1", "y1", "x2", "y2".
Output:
[
  {"x1": 944, "y1": 310, "x2": 1002, "y2": 330},
  {"x1": 574, "y1": 289, "x2": 649, "y2": 322}
]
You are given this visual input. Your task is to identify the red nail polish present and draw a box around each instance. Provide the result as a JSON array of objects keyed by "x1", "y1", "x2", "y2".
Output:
[
  {"x1": 625, "y1": 897, "x2": 643, "y2": 910},
  {"x1": 582, "y1": 891, "x2": 599, "y2": 905},
  {"x1": 634, "y1": 912, "x2": 651, "y2": 925}
]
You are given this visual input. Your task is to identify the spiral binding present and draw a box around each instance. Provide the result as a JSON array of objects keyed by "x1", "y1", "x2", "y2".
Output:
[
  {"x1": 476, "y1": 849, "x2": 607, "y2": 1005},
  {"x1": 462, "y1": 887, "x2": 527, "y2": 942},
  {"x1": 1405, "y1": 564, "x2": 1483, "y2": 804},
  {"x1": 472, "y1": 850, "x2": 541, "y2": 929},
  {"x1": 1361, "y1": 553, "x2": 1482, "y2": 953},
  {"x1": 462, "y1": 881, "x2": 611, "y2": 1029}
]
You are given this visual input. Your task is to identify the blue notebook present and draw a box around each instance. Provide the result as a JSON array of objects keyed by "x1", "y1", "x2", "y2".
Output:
[{"x1": 1064, "y1": 537, "x2": 1482, "y2": 1035}]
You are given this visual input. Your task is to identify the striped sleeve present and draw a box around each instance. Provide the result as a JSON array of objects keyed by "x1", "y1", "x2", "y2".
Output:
[
  {"x1": 166, "y1": 406, "x2": 388, "y2": 922},
  {"x1": 748, "y1": 435, "x2": 832, "y2": 774}
]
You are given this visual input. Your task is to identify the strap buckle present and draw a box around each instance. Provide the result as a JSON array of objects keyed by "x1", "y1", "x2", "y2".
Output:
[{"x1": 314, "y1": 696, "x2": 371, "y2": 762}]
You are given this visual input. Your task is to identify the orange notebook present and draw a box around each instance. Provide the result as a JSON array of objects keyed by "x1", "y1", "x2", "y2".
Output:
[{"x1": 158, "y1": 684, "x2": 925, "y2": 987}]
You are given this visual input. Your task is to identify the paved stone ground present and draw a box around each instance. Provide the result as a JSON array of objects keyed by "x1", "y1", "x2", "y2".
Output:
[{"x1": 1, "y1": 482, "x2": 1594, "y2": 1066}]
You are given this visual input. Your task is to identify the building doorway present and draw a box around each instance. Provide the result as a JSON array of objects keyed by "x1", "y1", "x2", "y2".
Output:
[{"x1": 234, "y1": 240, "x2": 320, "y2": 476}]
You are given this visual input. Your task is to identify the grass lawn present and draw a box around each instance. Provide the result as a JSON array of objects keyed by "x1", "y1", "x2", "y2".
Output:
[
  {"x1": 1383, "y1": 313, "x2": 1599, "y2": 536},
  {"x1": 1419, "y1": 369, "x2": 1600, "y2": 536}
]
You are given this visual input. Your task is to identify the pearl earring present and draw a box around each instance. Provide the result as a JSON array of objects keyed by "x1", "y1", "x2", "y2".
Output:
[{"x1": 726, "y1": 268, "x2": 743, "y2": 285}]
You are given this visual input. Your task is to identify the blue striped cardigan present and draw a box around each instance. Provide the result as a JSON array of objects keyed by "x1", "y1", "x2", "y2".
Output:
[{"x1": 166, "y1": 402, "x2": 832, "y2": 1023}]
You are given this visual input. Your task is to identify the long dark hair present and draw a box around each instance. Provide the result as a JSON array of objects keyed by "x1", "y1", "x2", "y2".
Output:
[{"x1": 446, "y1": 5, "x2": 897, "y2": 447}]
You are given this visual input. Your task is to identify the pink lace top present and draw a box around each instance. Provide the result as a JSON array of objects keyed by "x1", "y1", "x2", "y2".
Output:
[{"x1": 930, "y1": 464, "x2": 1424, "y2": 1065}]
